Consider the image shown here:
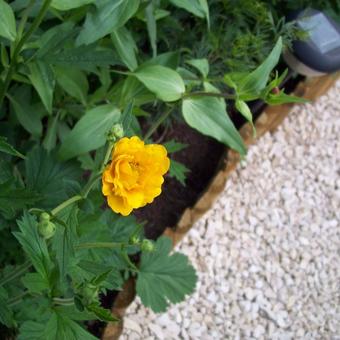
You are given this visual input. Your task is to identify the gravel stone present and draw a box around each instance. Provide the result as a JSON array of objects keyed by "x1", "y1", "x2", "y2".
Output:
[{"x1": 121, "y1": 81, "x2": 340, "y2": 339}]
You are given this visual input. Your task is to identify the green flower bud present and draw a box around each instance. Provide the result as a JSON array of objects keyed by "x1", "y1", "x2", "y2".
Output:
[
  {"x1": 39, "y1": 212, "x2": 50, "y2": 222},
  {"x1": 81, "y1": 284, "x2": 98, "y2": 305},
  {"x1": 108, "y1": 123, "x2": 124, "y2": 141},
  {"x1": 141, "y1": 239, "x2": 154, "y2": 252},
  {"x1": 38, "y1": 220, "x2": 56, "y2": 239},
  {"x1": 129, "y1": 235, "x2": 140, "y2": 245}
]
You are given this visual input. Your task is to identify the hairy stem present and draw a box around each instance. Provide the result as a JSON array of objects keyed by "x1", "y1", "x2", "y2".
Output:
[
  {"x1": 51, "y1": 195, "x2": 83, "y2": 215},
  {"x1": 0, "y1": 260, "x2": 31, "y2": 286},
  {"x1": 144, "y1": 107, "x2": 173, "y2": 141}
]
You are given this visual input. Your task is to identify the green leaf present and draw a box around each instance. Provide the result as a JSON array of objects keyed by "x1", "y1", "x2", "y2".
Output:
[
  {"x1": 136, "y1": 236, "x2": 197, "y2": 313},
  {"x1": 14, "y1": 212, "x2": 52, "y2": 283},
  {"x1": 0, "y1": 181, "x2": 41, "y2": 218},
  {"x1": 55, "y1": 67, "x2": 88, "y2": 105},
  {"x1": 8, "y1": 93, "x2": 43, "y2": 137},
  {"x1": 163, "y1": 140, "x2": 187, "y2": 153},
  {"x1": 51, "y1": 0, "x2": 95, "y2": 11},
  {"x1": 0, "y1": 0, "x2": 16, "y2": 41},
  {"x1": 87, "y1": 303, "x2": 118, "y2": 322},
  {"x1": 145, "y1": 2, "x2": 157, "y2": 57},
  {"x1": 182, "y1": 96, "x2": 246, "y2": 155},
  {"x1": 134, "y1": 65, "x2": 185, "y2": 102},
  {"x1": 111, "y1": 26, "x2": 138, "y2": 71},
  {"x1": 77, "y1": 0, "x2": 140, "y2": 46},
  {"x1": 27, "y1": 61, "x2": 55, "y2": 114},
  {"x1": 120, "y1": 100, "x2": 134, "y2": 132},
  {"x1": 169, "y1": 0, "x2": 209, "y2": 22},
  {"x1": 235, "y1": 99, "x2": 254, "y2": 126},
  {"x1": 25, "y1": 147, "x2": 80, "y2": 208},
  {"x1": 0, "y1": 136, "x2": 25, "y2": 159},
  {"x1": 265, "y1": 91, "x2": 309, "y2": 105},
  {"x1": 19, "y1": 310, "x2": 97, "y2": 340},
  {"x1": 186, "y1": 58, "x2": 209, "y2": 78},
  {"x1": 43, "y1": 112, "x2": 60, "y2": 152},
  {"x1": 169, "y1": 159, "x2": 189, "y2": 186},
  {"x1": 238, "y1": 37, "x2": 282, "y2": 98},
  {"x1": 58, "y1": 104, "x2": 120, "y2": 160},
  {"x1": 53, "y1": 205, "x2": 79, "y2": 280},
  {"x1": 0, "y1": 286, "x2": 14, "y2": 327},
  {"x1": 22, "y1": 273, "x2": 49, "y2": 294},
  {"x1": 43, "y1": 46, "x2": 121, "y2": 69}
]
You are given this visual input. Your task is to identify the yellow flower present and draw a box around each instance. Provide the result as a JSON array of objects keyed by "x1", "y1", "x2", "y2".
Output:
[{"x1": 102, "y1": 136, "x2": 170, "y2": 216}]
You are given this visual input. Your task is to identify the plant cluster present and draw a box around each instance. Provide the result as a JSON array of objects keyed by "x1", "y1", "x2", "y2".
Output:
[{"x1": 0, "y1": 0, "x2": 315, "y2": 338}]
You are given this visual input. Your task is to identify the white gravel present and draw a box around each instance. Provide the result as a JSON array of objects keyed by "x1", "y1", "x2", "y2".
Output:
[{"x1": 121, "y1": 81, "x2": 340, "y2": 340}]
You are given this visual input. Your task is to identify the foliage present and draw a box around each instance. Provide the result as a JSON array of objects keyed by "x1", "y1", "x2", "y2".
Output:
[{"x1": 0, "y1": 0, "x2": 328, "y2": 338}]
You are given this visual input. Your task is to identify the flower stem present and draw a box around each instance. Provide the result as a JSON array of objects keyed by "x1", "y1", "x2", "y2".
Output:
[
  {"x1": 183, "y1": 91, "x2": 236, "y2": 100},
  {"x1": 8, "y1": 290, "x2": 30, "y2": 307},
  {"x1": 144, "y1": 107, "x2": 173, "y2": 141},
  {"x1": 0, "y1": 0, "x2": 53, "y2": 105},
  {"x1": 51, "y1": 195, "x2": 83, "y2": 215}
]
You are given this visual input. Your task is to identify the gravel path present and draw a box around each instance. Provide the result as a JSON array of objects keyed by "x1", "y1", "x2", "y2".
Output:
[{"x1": 122, "y1": 81, "x2": 340, "y2": 340}]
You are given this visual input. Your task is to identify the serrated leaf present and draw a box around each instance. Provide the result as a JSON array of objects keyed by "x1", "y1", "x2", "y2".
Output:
[
  {"x1": 134, "y1": 65, "x2": 185, "y2": 102},
  {"x1": 0, "y1": 286, "x2": 14, "y2": 327},
  {"x1": 169, "y1": 159, "x2": 189, "y2": 186},
  {"x1": 182, "y1": 96, "x2": 246, "y2": 155},
  {"x1": 136, "y1": 236, "x2": 197, "y2": 312},
  {"x1": 25, "y1": 146, "x2": 80, "y2": 208},
  {"x1": 163, "y1": 140, "x2": 187, "y2": 153},
  {"x1": 0, "y1": 0, "x2": 17, "y2": 41},
  {"x1": 87, "y1": 303, "x2": 118, "y2": 322},
  {"x1": 77, "y1": 0, "x2": 140, "y2": 46},
  {"x1": 22, "y1": 273, "x2": 49, "y2": 294},
  {"x1": 0, "y1": 180, "x2": 41, "y2": 218},
  {"x1": 0, "y1": 136, "x2": 25, "y2": 159},
  {"x1": 14, "y1": 212, "x2": 52, "y2": 284},
  {"x1": 111, "y1": 26, "x2": 138, "y2": 71},
  {"x1": 58, "y1": 104, "x2": 120, "y2": 160},
  {"x1": 27, "y1": 61, "x2": 55, "y2": 114}
]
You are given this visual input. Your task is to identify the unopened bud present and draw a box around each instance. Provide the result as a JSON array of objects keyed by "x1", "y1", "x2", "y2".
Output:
[
  {"x1": 38, "y1": 220, "x2": 56, "y2": 239},
  {"x1": 271, "y1": 87, "x2": 280, "y2": 95},
  {"x1": 129, "y1": 235, "x2": 140, "y2": 245},
  {"x1": 108, "y1": 123, "x2": 124, "y2": 141},
  {"x1": 141, "y1": 239, "x2": 154, "y2": 252},
  {"x1": 39, "y1": 212, "x2": 50, "y2": 222},
  {"x1": 81, "y1": 283, "x2": 98, "y2": 305}
]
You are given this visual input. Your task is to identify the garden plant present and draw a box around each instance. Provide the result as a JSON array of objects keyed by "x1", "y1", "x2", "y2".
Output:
[{"x1": 0, "y1": 0, "x2": 334, "y2": 338}]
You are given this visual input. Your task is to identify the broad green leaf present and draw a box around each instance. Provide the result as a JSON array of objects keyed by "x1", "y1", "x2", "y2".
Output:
[
  {"x1": 134, "y1": 65, "x2": 185, "y2": 102},
  {"x1": 186, "y1": 58, "x2": 209, "y2": 78},
  {"x1": 0, "y1": 0, "x2": 16, "y2": 41},
  {"x1": 0, "y1": 180, "x2": 41, "y2": 218},
  {"x1": 77, "y1": 0, "x2": 140, "y2": 46},
  {"x1": 169, "y1": 0, "x2": 209, "y2": 25},
  {"x1": 182, "y1": 96, "x2": 246, "y2": 155},
  {"x1": 25, "y1": 146, "x2": 80, "y2": 208},
  {"x1": 55, "y1": 67, "x2": 89, "y2": 105},
  {"x1": 59, "y1": 104, "x2": 120, "y2": 160},
  {"x1": 43, "y1": 112, "x2": 59, "y2": 152},
  {"x1": 136, "y1": 237, "x2": 197, "y2": 312},
  {"x1": 14, "y1": 212, "x2": 52, "y2": 283},
  {"x1": 235, "y1": 99, "x2": 253, "y2": 126},
  {"x1": 27, "y1": 62, "x2": 55, "y2": 114},
  {"x1": 145, "y1": 2, "x2": 157, "y2": 57},
  {"x1": 120, "y1": 100, "x2": 134, "y2": 132},
  {"x1": 111, "y1": 26, "x2": 138, "y2": 71},
  {"x1": 51, "y1": 0, "x2": 95, "y2": 11},
  {"x1": 238, "y1": 37, "x2": 283, "y2": 97},
  {"x1": 0, "y1": 136, "x2": 25, "y2": 159},
  {"x1": 169, "y1": 159, "x2": 189, "y2": 186},
  {"x1": 8, "y1": 93, "x2": 42, "y2": 137},
  {"x1": 142, "y1": 51, "x2": 180, "y2": 69},
  {"x1": 22, "y1": 273, "x2": 49, "y2": 294}
]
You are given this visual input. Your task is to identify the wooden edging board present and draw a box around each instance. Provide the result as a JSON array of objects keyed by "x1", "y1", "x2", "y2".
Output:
[{"x1": 102, "y1": 73, "x2": 339, "y2": 340}]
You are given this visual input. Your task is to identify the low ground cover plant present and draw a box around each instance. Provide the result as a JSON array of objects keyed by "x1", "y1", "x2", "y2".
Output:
[{"x1": 0, "y1": 0, "x2": 330, "y2": 338}]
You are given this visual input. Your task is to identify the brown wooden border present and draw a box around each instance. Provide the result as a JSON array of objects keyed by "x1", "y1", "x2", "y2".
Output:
[{"x1": 102, "y1": 73, "x2": 339, "y2": 340}]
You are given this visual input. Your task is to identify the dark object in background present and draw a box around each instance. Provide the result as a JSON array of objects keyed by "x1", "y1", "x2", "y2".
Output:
[{"x1": 284, "y1": 9, "x2": 340, "y2": 76}]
